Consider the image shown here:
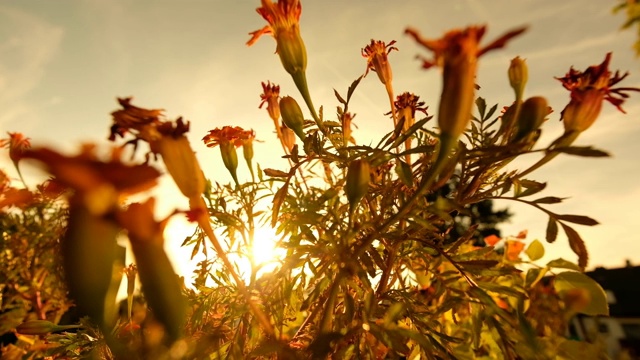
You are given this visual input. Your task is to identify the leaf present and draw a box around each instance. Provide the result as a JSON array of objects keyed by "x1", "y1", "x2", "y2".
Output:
[
  {"x1": 271, "y1": 183, "x2": 289, "y2": 227},
  {"x1": 263, "y1": 168, "x2": 290, "y2": 178},
  {"x1": 457, "y1": 260, "x2": 499, "y2": 270},
  {"x1": 556, "y1": 214, "x2": 599, "y2": 226},
  {"x1": 533, "y1": 196, "x2": 565, "y2": 204},
  {"x1": 525, "y1": 240, "x2": 545, "y2": 261},
  {"x1": 561, "y1": 224, "x2": 589, "y2": 269},
  {"x1": 545, "y1": 217, "x2": 558, "y2": 243},
  {"x1": 346, "y1": 75, "x2": 363, "y2": 102},
  {"x1": 395, "y1": 160, "x2": 413, "y2": 187},
  {"x1": 554, "y1": 271, "x2": 609, "y2": 316},
  {"x1": 333, "y1": 89, "x2": 346, "y2": 105},
  {"x1": 553, "y1": 146, "x2": 610, "y2": 157},
  {"x1": 515, "y1": 179, "x2": 547, "y2": 197},
  {"x1": 475, "y1": 97, "x2": 487, "y2": 118},
  {"x1": 546, "y1": 258, "x2": 581, "y2": 271}
]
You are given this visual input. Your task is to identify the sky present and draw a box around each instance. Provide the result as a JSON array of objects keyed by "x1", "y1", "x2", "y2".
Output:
[{"x1": 1, "y1": 0, "x2": 639, "y2": 275}]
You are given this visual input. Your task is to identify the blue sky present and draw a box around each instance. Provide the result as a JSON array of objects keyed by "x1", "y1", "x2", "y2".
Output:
[{"x1": 1, "y1": 0, "x2": 639, "y2": 273}]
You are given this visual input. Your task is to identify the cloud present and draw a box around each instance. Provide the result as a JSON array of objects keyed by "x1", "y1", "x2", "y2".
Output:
[{"x1": 0, "y1": 5, "x2": 64, "y2": 129}]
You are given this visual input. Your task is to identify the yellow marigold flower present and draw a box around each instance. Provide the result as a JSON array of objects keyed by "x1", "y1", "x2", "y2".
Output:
[
  {"x1": 248, "y1": 0, "x2": 306, "y2": 76},
  {"x1": 557, "y1": 52, "x2": 640, "y2": 133},
  {"x1": 362, "y1": 39, "x2": 397, "y2": 86},
  {"x1": 259, "y1": 81, "x2": 281, "y2": 123},
  {"x1": 405, "y1": 25, "x2": 526, "y2": 139}
]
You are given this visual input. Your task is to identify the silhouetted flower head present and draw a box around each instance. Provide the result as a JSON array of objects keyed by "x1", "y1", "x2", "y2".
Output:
[{"x1": 362, "y1": 39, "x2": 397, "y2": 85}]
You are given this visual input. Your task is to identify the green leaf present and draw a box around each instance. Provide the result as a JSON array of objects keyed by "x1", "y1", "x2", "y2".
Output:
[
  {"x1": 346, "y1": 75, "x2": 363, "y2": 103},
  {"x1": 395, "y1": 160, "x2": 413, "y2": 187},
  {"x1": 475, "y1": 97, "x2": 487, "y2": 118},
  {"x1": 525, "y1": 239, "x2": 545, "y2": 261},
  {"x1": 515, "y1": 179, "x2": 546, "y2": 197},
  {"x1": 557, "y1": 214, "x2": 599, "y2": 226},
  {"x1": 546, "y1": 258, "x2": 581, "y2": 271},
  {"x1": 554, "y1": 271, "x2": 609, "y2": 316},
  {"x1": 333, "y1": 89, "x2": 347, "y2": 105},
  {"x1": 545, "y1": 217, "x2": 558, "y2": 243}
]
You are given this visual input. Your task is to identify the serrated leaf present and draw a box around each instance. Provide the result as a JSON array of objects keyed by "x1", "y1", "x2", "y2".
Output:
[
  {"x1": 557, "y1": 214, "x2": 599, "y2": 226},
  {"x1": 525, "y1": 239, "x2": 545, "y2": 261},
  {"x1": 545, "y1": 217, "x2": 558, "y2": 243},
  {"x1": 533, "y1": 196, "x2": 565, "y2": 204},
  {"x1": 561, "y1": 224, "x2": 589, "y2": 269},
  {"x1": 553, "y1": 146, "x2": 610, "y2": 157},
  {"x1": 554, "y1": 271, "x2": 609, "y2": 316},
  {"x1": 263, "y1": 168, "x2": 290, "y2": 178},
  {"x1": 546, "y1": 258, "x2": 581, "y2": 271}
]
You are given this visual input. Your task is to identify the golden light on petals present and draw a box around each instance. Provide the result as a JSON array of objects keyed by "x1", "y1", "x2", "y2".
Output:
[{"x1": 202, "y1": 126, "x2": 255, "y2": 148}]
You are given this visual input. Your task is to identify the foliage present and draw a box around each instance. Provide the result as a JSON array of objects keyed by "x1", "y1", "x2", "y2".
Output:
[{"x1": 1, "y1": 1, "x2": 638, "y2": 359}]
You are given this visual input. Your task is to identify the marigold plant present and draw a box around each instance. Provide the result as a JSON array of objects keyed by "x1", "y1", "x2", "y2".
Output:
[{"x1": 1, "y1": 1, "x2": 638, "y2": 359}]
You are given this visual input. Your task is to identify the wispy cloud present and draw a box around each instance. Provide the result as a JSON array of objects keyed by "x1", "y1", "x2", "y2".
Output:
[{"x1": 0, "y1": 5, "x2": 64, "y2": 130}]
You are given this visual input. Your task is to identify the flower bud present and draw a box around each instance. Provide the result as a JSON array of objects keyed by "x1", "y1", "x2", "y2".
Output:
[
  {"x1": 157, "y1": 135, "x2": 205, "y2": 199},
  {"x1": 279, "y1": 96, "x2": 306, "y2": 140},
  {"x1": 513, "y1": 96, "x2": 548, "y2": 142},
  {"x1": 508, "y1": 56, "x2": 528, "y2": 100},
  {"x1": 280, "y1": 122, "x2": 296, "y2": 154},
  {"x1": 345, "y1": 159, "x2": 371, "y2": 213},
  {"x1": 220, "y1": 141, "x2": 239, "y2": 185},
  {"x1": 276, "y1": 30, "x2": 307, "y2": 76},
  {"x1": 561, "y1": 90, "x2": 604, "y2": 133}
]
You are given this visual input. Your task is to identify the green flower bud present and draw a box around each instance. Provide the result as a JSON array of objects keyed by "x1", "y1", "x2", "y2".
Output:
[
  {"x1": 513, "y1": 96, "x2": 548, "y2": 142},
  {"x1": 220, "y1": 141, "x2": 239, "y2": 186},
  {"x1": 345, "y1": 159, "x2": 371, "y2": 213},
  {"x1": 508, "y1": 57, "x2": 528, "y2": 100},
  {"x1": 279, "y1": 96, "x2": 306, "y2": 140},
  {"x1": 276, "y1": 29, "x2": 307, "y2": 76},
  {"x1": 157, "y1": 135, "x2": 205, "y2": 199}
]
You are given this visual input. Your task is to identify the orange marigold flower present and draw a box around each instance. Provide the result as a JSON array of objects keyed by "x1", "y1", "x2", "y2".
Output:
[
  {"x1": 405, "y1": 25, "x2": 526, "y2": 139},
  {"x1": 109, "y1": 97, "x2": 164, "y2": 141},
  {"x1": 556, "y1": 52, "x2": 640, "y2": 132},
  {"x1": 362, "y1": 40, "x2": 397, "y2": 86},
  {"x1": 390, "y1": 92, "x2": 429, "y2": 131},
  {"x1": 505, "y1": 240, "x2": 526, "y2": 261},
  {"x1": 248, "y1": 0, "x2": 306, "y2": 76},
  {"x1": 202, "y1": 126, "x2": 254, "y2": 148},
  {"x1": 1, "y1": 132, "x2": 31, "y2": 163},
  {"x1": 260, "y1": 81, "x2": 281, "y2": 123}
]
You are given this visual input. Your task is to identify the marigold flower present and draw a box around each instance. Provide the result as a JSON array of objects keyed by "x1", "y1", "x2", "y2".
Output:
[
  {"x1": 405, "y1": 25, "x2": 526, "y2": 140},
  {"x1": 260, "y1": 81, "x2": 281, "y2": 124},
  {"x1": 1, "y1": 132, "x2": 31, "y2": 164},
  {"x1": 557, "y1": 52, "x2": 640, "y2": 133},
  {"x1": 203, "y1": 126, "x2": 255, "y2": 185},
  {"x1": 505, "y1": 240, "x2": 526, "y2": 261},
  {"x1": 248, "y1": 0, "x2": 306, "y2": 76},
  {"x1": 362, "y1": 40, "x2": 397, "y2": 86},
  {"x1": 109, "y1": 97, "x2": 163, "y2": 141},
  {"x1": 391, "y1": 92, "x2": 429, "y2": 132}
]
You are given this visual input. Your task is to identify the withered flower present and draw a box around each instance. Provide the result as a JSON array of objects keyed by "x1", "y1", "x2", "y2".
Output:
[
  {"x1": 557, "y1": 52, "x2": 640, "y2": 133},
  {"x1": 260, "y1": 81, "x2": 281, "y2": 124},
  {"x1": 248, "y1": 0, "x2": 306, "y2": 76},
  {"x1": 362, "y1": 40, "x2": 398, "y2": 86},
  {"x1": 109, "y1": 97, "x2": 163, "y2": 142},
  {"x1": 1, "y1": 132, "x2": 31, "y2": 164},
  {"x1": 391, "y1": 92, "x2": 429, "y2": 132},
  {"x1": 405, "y1": 25, "x2": 526, "y2": 140}
]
